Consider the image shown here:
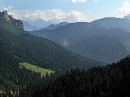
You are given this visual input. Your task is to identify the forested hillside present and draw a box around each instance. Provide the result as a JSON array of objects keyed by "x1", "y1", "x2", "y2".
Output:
[
  {"x1": 0, "y1": 11, "x2": 104, "y2": 96},
  {"x1": 1, "y1": 0, "x2": 130, "y2": 97},
  {"x1": 0, "y1": 47, "x2": 43, "y2": 94},
  {"x1": 33, "y1": 57, "x2": 130, "y2": 97},
  {"x1": 0, "y1": 11, "x2": 103, "y2": 72}
]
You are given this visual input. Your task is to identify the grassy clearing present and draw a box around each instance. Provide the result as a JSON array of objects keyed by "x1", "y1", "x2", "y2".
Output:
[{"x1": 19, "y1": 62, "x2": 55, "y2": 76}]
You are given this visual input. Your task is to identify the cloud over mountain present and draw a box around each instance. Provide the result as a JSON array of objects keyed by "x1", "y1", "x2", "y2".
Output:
[
  {"x1": 4, "y1": 7, "x2": 87, "y2": 23},
  {"x1": 69, "y1": 0, "x2": 98, "y2": 3},
  {"x1": 119, "y1": 0, "x2": 130, "y2": 14},
  {"x1": 70, "y1": 0, "x2": 87, "y2": 3}
]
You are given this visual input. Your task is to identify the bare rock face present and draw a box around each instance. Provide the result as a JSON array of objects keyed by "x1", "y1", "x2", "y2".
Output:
[
  {"x1": 123, "y1": 38, "x2": 130, "y2": 51},
  {"x1": 0, "y1": 11, "x2": 10, "y2": 21},
  {"x1": 0, "y1": 11, "x2": 24, "y2": 30},
  {"x1": 11, "y1": 19, "x2": 24, "y2": 29}
]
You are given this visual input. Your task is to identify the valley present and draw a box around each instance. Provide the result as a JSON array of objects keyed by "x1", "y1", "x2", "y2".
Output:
[
  {"x1": 0, "y1": 11, "x2": 104, "y2": 96},
  {"x1": 0, "y1": 1, "x2": 130, "y2": 96}
]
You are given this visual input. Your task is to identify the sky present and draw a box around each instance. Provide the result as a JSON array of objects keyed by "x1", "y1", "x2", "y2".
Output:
[{"x1": 0, "y1": 0, "x2": 130, "y2": 23}]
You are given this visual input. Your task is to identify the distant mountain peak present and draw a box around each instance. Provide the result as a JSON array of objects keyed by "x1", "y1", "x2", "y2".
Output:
[
  {"x1": 124, "y1": 14, "x2": 130, "y2": 20},
  {"x1": 45, "y1": 22, "x2": 69, "y2": 30}
]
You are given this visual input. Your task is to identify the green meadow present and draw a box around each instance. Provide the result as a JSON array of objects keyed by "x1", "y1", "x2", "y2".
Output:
[{"x1": 19, "y1": 62, "x2": 55, "y2": 76}]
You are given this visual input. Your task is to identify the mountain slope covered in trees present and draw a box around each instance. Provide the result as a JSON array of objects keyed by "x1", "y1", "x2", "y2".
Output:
[
  {"x1": 0, "y1": 46, "x2": 43, "y2": 93},
  {"x1": 0, "y1": 11, "x2": 103, "y2": 72},
  {"x1": 0, "y1": 11, "x2": 104, "y2": 94},
  {"x1": 33, "y1": 57, "x2": 130, "y2": 97}
]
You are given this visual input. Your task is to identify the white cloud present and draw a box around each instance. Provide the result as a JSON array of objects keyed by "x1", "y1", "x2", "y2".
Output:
[
  {"x1": 119, "y1": 0, "x2": 130, "y2": 13},
  {"x1": 70, "y1": 0, "x2": 86, "y2": 3},
  {"x1": 94, "y1": 0, "x2": 98, "y2": 2},
  {"x1": 69, "y1": 10, "x2": 87, "y2": 21},
  {"x1": 69, "y1": 0, "x2": 98, "y2": 3},
  {"x1": 4, "y1": 7, "x2": 87, "y2": 23}
]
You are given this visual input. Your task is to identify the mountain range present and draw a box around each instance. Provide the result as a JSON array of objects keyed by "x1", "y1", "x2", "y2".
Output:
[
  {"x1": 22, "y1": 20, "x2": 68, "y2": 31},
  {"x1": 1, "y1": 11, "x2": 103, "y2": 71},
  {"x1": 30, "y1": 16, "x2": 130, "y2": 63},
  {"x1": 22, "y1": 19, "x2": 53, "y2": 31},
  {"x1": 45, "y1": 22, "x2": 68, "y2": 30},
  {"x1": 1, "y1": 10, "x2": 130, "y2": 96},
  {"x1": 92, "y1": 17, "x2": 130, "y2": 33},
  {"x1": 22, "y1": 20, "x2": 39, "y2": 31},
  {"x1": 0, "y1": 11, "x2": 104, "y2": 92}
]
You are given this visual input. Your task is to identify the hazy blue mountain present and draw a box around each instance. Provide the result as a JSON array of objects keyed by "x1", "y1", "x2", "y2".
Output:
[
  {"x1": 92, "y1": 17, "x2": 130, "y2": 32},
  {"x1": 31, "y1": 22, "x2": 130, "y2": 63},
  {"x1": 22, "y1": 20, "x2": 39, "y2": 31},
  {"x1": 46, "y1": 22, "x2": 68, "y2": 30},
  {"x1": 124, "y1": 14, "x2": 130, "y2": 20},
  {"x1": 25, "y1": 19, "x2": 53, "y2": 28}
]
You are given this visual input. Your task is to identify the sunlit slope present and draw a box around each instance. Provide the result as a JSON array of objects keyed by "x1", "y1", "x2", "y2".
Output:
[{"x1": 19, "y1": 63, "x2": 55, "y2": 76}]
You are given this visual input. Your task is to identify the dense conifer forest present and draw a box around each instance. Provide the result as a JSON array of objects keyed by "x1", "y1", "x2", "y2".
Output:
[{"x1": 33, "y1": 57, "x2": 130, "y2": 97}]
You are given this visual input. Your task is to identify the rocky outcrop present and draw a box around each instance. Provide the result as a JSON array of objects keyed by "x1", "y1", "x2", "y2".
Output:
[
  {"x1": 0, "y1": 11, "x2": 24, "y2": 30},
  {"x1": 0, "y1": 11, "x2": 10, "y2": 21}
]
